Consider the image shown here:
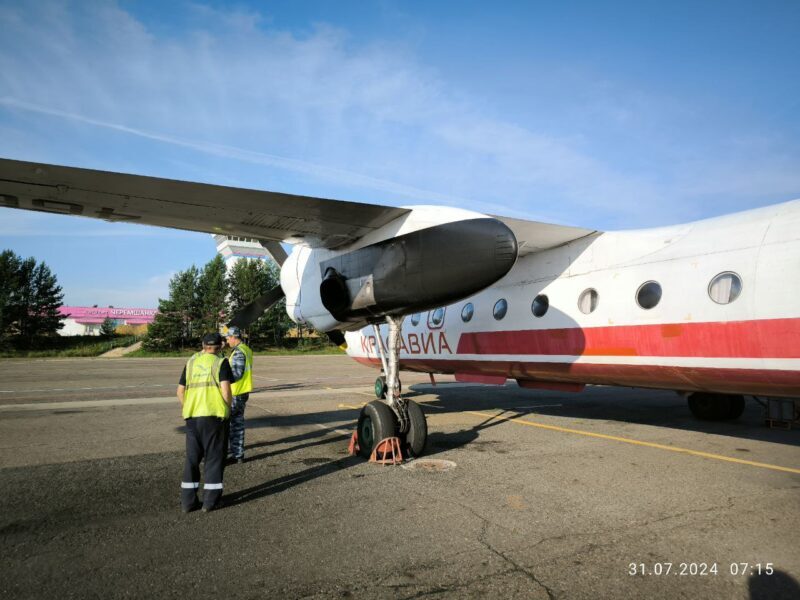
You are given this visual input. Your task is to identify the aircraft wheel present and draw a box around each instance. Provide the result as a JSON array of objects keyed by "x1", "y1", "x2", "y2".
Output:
[
  {"x1": 402, "y1": 400, "x2": 428, "y2": 458},
  {"x1": 726, "y1": 395, "x2": 746, "y2": 420},
  {"x1": 357, "y1": 401, "x2": 397, "y2": 458},
  {"x1": 374, "y1": 376, "x2": 387, "y2": 399},
  {"x1": 688, "y1": 393, "x2": 731, "y2": 421},
  {"x1": 373, "y1": 376, "x2": 401, "y2": 399}
]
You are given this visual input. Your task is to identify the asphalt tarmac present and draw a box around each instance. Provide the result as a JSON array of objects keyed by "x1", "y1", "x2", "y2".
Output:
[{"x1": 0, "y1": 355, "x2": 798, "y2": 599}]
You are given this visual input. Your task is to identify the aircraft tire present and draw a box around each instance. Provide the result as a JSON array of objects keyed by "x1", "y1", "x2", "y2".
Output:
[
  {"x1": 357, "y1": 401, "x2": 397, "y2": 458},
  {"x1": 726, "y1": 395, "x2": 746, "y2": 420},
  {"x1": 402, "y1": 400, "x2": 428, "y2": 458},
  {"x1": 688, "y1": 393, "x2": 731, "y2": 421}
]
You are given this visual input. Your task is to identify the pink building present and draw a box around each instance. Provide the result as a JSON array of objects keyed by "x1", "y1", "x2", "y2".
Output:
[{"x1": 58, "y1": 306, "x2": 158, "y2": 336}]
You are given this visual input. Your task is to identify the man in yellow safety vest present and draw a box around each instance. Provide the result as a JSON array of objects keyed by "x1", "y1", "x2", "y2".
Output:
[
  {"x1": 225, "y1": 326, "x2": 253, "y2": 464},
  {"x1": 177, "y1": 333, "x2": 233, "y2": 513}
]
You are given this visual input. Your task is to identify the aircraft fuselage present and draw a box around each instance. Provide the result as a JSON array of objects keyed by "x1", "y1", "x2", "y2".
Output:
[{"x1": 347, "y1": 200, "x2": 800, "y2": 397}]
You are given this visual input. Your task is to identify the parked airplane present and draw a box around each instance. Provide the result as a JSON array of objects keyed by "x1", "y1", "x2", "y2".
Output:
[{"x1": 1, "y1": 158, "x2": 797, "y2": 458}]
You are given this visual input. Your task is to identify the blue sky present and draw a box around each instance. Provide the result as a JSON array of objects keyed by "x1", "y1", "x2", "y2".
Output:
[{"x1": 1, "y1": 1, "x2": 798, "y2": 307}]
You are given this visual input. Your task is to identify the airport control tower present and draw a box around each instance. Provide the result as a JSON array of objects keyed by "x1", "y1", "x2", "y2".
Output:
[{"x1": 213, "y1": 235, "x2": 271, "y2": 271}]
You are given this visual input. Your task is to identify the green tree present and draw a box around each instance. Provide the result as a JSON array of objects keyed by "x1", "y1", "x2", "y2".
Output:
[
  {"x1": 197, "y1": 254, "x2": 228, "y2": 334},
  {"x1": 0, "y1": 250, "x2": 22, "y2": 338},
  {"x1": 143, "y1": 266, "x2": 201, "y2": 351},
  {"x1": 0, "y1": 249, "x2": 64, "y2": 343},
  {"x1": 100, "y1": 317, "x2": 117, "y2": 338},
  {"x1": 227, "y1": 259, "x2": 291, "y2": 348}
]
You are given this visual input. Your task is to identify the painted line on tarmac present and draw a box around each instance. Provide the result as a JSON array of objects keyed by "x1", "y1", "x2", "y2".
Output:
[
  {"x1": 417, "y1": 401, "x2": 564, "y2": 411},
  {"x1": 0, "y1": 397, "x2": 177, "y2": 411},
  {"x1": 0, "y1": 383, "x2": 169, "y2": 394},
  {"x1": 1, "y1": 385, "x2": 377, "y2": 411},
  {"x1": 250, "y1": 386, "x2": 375, "y2": 400},
  {"x1": 339, "y1": 394, "x2": 564, "y2": 410},
  {"x1": 467, "y1": 410, "x2": 800, "y2": 475},
  {"x1": 338, "y1": 403, "x2": 365, "y2": 410}
]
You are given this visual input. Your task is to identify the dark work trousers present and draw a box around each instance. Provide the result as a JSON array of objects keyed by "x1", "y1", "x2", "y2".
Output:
[
  {"x1": 181, "y1": 416, "x2": 227, "y2": 510},
  {"x1": 228, "y1": 393, "x2": 249, "y2": 459}
]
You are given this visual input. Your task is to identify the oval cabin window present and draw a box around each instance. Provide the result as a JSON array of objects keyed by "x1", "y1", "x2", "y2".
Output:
[
  {"x1": 430, "y1": 307, "x2": 445, "y2": 326},
  {"x1": 531, "y1": 294, "x2": 549, "y2": 318},
  {"x1": 461, "y1": 303, "x2": 474, "y2": 322},
  {"x1": 636, "y1": 281, "x2": 662, "y2": 310},
  {"x1": 410, "y1": 313, "x2": 421, "y2": 326},
  {"x1": 578, "y1": 288, "x2": 599, "y2": 314},
  {"x1": 493, "y1": 299, "x2": 508, "y2": 320},
  {"x1": 708, "y1": 272, "x2": 742, "y2": 304}
]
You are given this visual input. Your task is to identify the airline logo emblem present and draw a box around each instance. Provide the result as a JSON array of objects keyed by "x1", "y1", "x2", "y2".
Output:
[{"x1": 361, "y1": 332, "x2": 453, "y2": 356}]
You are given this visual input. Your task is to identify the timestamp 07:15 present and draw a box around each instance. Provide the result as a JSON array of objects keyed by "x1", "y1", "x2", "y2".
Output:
[{"x1": 628, "y1": 563, "x2": 774, "y2": 576}]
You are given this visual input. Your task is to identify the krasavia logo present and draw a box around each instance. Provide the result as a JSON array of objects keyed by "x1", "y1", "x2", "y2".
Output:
[{"x1": 361, "y1": 332, "x2": 453, "y2": 356}]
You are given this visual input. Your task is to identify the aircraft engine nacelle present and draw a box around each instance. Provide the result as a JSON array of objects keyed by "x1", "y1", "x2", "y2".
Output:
[{"x1": 280, "y1": 207, "x2": 518, "y2": 332}]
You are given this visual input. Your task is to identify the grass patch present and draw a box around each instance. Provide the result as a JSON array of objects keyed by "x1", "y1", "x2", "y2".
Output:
[
  {"x1": 0, "y1": 335, "x2": 139, "y2": 358},
  {"x1": 254, "y1": 346, "x2": 343, "y2": 356},
  {"x1": 124, "y1": 345, "x2": 343, "y2": 358},
  {"x1": 124, "y1": 348, "x2": 196, "y2": 358}
]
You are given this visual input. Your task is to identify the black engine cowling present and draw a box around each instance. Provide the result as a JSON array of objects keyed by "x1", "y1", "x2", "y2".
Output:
[{"x1": 319, "y1": 218, "x2": 517, "y2": 322}]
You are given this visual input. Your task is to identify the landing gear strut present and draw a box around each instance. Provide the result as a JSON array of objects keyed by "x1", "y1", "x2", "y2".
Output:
[
  {"x1": 687, "y1": 393, "x2": 746, "y2": 421},
  {"x1": 357, "y1": 316, "x2": 427, "y2": 459}
]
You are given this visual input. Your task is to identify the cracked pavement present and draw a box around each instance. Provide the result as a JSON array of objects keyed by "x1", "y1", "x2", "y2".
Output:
[{"x1": 1, "y1": 355, "x2": 799, "y2": 598}]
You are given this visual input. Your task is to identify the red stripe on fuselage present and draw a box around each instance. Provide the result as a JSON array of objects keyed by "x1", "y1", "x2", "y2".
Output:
[
  {"x1": 456, "y1": 318, "x2": 800, "y2": 359},
  {"x1": 351, "y1": 356, "x2": 800, "y2": 397}
]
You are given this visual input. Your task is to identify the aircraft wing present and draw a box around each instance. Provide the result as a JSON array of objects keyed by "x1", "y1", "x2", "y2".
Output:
[
  {"x1": 0, "y1": 158, "x2": 409, "y2": 249},
  {"x1": 0, "y1": 158, "x2": 598, "y2": 251},
  {"x1": 493, "y1": 216, "x2": 598, "y2": 255}
]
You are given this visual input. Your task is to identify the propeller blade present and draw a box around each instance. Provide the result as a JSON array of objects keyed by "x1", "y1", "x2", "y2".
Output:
[
  {"x1": 325, "y1": 330, "x2": 347, "y2": 349},
  {"x1": 228, "y1": 285, "x2": 285, "y2": 329}
]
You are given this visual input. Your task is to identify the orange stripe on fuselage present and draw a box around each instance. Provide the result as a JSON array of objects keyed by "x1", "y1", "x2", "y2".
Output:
[{"x1": 456, "y1": 318, "x2": 800, "y2": 359}]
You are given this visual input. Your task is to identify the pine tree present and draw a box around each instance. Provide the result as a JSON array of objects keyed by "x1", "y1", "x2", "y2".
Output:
[
  {"x1": 143, "y1": 266, "x2": 200, "y2": 351},
  {"x1": 27, "y1": 261, "x2": 65, "y2": 337},
  {"x1": 227, "y1": 258, "x2": 290, "y2": 348},
  {"x1": 100, "y1": 317, "x2": 117, "y2": 338},
  {"x1": 197, "y1": 254, "x2": 228, "y2": 334},
  {"x1": 259, "y1": 261, "x2": 292, "y2": 347},
  {"x1": 0, "y1": 250, "x2": 21, "y2": 339},
  {"x1": 0, "y1": 250, "x2": 64, "y2": 342}
]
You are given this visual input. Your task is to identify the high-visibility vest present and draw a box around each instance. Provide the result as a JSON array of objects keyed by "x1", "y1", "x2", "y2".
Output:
[
  {"x1": 231, "y1": 343, "x2": 253, "y2": 396},
  {"x1": 183, "y1": 352, "x2": 228, "y2": 419}
]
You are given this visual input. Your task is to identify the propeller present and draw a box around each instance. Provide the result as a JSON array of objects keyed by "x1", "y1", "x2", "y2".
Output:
[
  {"x1": 227, "y1": 285, "x2": 286, "y2": 329},
  {"x1": 227, "y1": 283, "x2": 348, "y2": 350}
]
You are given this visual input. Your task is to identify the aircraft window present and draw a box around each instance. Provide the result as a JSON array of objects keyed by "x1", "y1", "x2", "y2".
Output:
[
  {"x1": 493, "y1": 299, "x2": 508, "y2": 320},
  {"x1": 430, "y1": 307, "x2": 445, "y2": 326},
  {"x1": 708, "y1": 272, "x2": 742, "y2": 304},
  {"x1": 636, "y1": 281, "x2": 662, "y2": 310},
  {"x1": 461, "y1": 303, "x2": 474, "y2": 322},
  {"x1": 578, "y1": 288, "x2": 599, "y2": 314},
  {"x1": 410, "y1": 313, "x2": 421, "y2": 326},
  {"x1": 531, "y1": 294, "x2": 549, "y2": 318}
]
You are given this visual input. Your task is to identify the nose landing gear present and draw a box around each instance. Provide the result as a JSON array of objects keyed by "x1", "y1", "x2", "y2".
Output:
[{"x1": 357, "y1": 316, "x2": 428, "y2": 459}]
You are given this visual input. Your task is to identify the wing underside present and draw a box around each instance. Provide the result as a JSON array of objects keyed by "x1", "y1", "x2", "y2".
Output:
[
  {"x1": 0, "y1": 158, "x2": 598, "y2": 252},
  {"x1": 0, "y1": 158, "x2": 409, "y2": 248}
]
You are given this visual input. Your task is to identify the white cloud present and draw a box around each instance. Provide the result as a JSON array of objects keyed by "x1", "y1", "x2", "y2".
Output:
[{"x1": 0, "y1": 0, "x2": 796, "y2": 233}]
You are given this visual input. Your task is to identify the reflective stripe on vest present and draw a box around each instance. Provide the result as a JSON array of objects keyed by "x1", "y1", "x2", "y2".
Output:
[
  {"x1": 231, "y1": 343, "x2": 253, "y2": 396},
  {"x1": 183, "y1": 352, "x2": 228, "y2": 419}
]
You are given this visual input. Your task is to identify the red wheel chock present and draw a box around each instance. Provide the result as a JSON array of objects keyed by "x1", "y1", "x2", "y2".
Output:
[
  {"x1": 348, "y1": 431, "x2": 404, "y2": 465},
  {"x1": 348, "y1": 430, "x2": 360, "y2": 456},
  {"x1": 369, "y1": 437, "x2": 403, "y2": 465}
]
